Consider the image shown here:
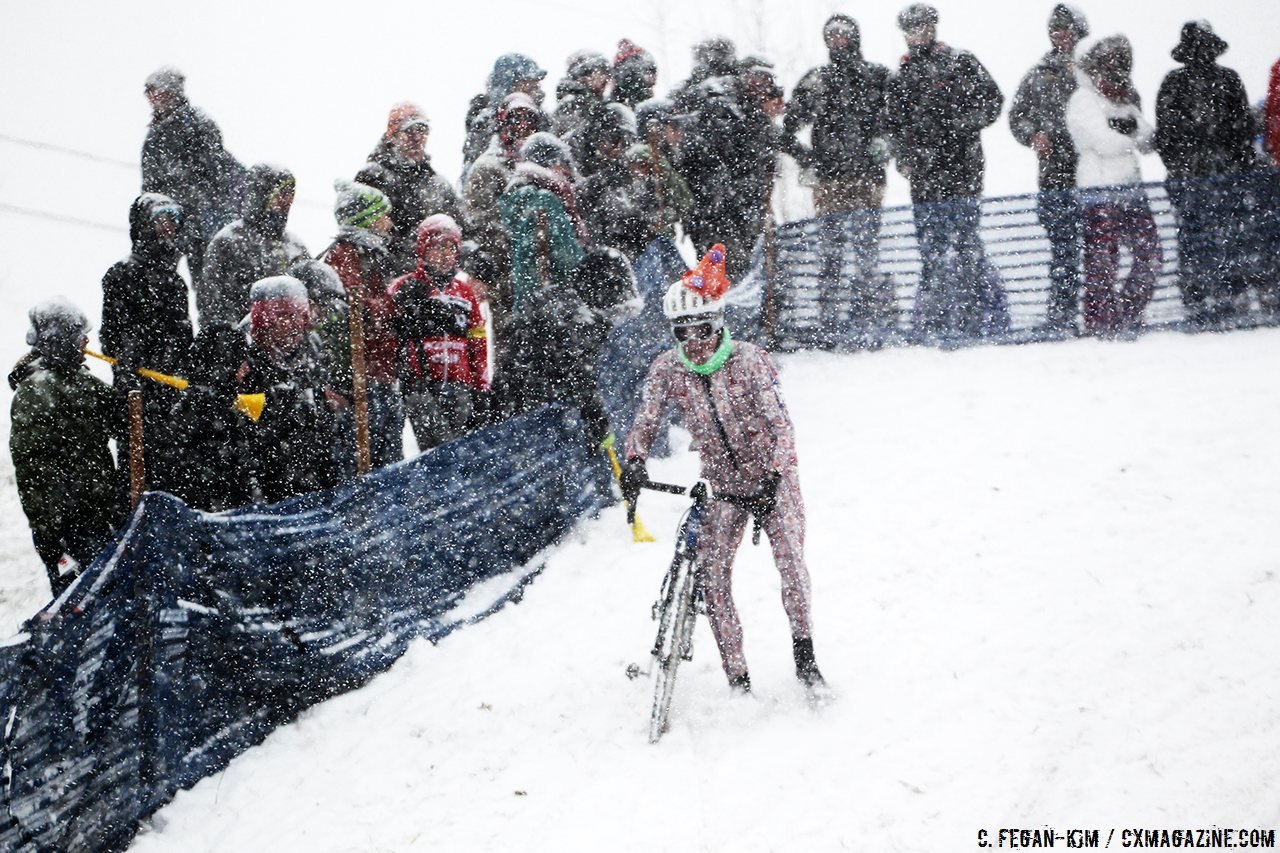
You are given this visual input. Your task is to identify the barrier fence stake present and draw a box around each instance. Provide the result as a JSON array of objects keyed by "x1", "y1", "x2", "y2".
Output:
[
  {"x1": 536, "y1": 209, "x2": 551, "y2": 290},
  {"x1": 763, "y1": 211, "x2": 778, "y2": 350},
  {"x1": 649, "y1": 126, "x2": 665, "y2": 234},
  {"x1": 348, "y1": 289, "x2": 372, "y2": 476},
  {"x1": 128, "y1": 390, "x2": 145, "y2": 508}
]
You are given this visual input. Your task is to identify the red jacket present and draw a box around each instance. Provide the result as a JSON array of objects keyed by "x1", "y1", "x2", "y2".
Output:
[
  {"x1": 324, "y1": 239, "x2": 399, "y2": 382},
  {"x1": 387, "y1": 269, "x2": 490, "y2": 391},
  {"x1": 1267, "y1": 58, "x2": 1280, "y2": 163}
]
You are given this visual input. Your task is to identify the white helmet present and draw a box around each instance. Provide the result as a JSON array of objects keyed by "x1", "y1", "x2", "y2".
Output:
[{"x1": 662, "y1": 279, "x2": 724, "y2": 325}]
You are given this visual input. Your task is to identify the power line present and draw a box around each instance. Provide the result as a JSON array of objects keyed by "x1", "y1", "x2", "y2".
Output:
[
  {"x1": 0, "y1": 202, "x2": 127, "y2": 234},
  {"x1": 0, "y1": 132, "x2": 137, "y2": 170},
  {"x1": 0, "y1": 133, "x2": 366, "y2": 213}
]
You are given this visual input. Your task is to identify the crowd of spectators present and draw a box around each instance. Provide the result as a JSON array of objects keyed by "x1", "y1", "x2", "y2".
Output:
[{"x1": 9, "y1": 4, "x2": 1280, "y2": 595}]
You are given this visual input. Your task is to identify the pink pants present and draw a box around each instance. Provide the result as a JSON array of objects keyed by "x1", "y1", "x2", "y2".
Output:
[
  {"x1": 1082, "y1": 198, "x2": 1162, "y2": 334},
  {"x1": 698, "y1": 472, "x2": 813, "y2": 680}
]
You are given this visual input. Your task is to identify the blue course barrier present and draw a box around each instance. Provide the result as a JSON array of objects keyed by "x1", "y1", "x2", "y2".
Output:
[
  {"x1": 0, "y1": 405, "x2": 613, "y2": 852},
  {"x1": 738, "y1": 170, "x2": 1280, "y2": 352}
]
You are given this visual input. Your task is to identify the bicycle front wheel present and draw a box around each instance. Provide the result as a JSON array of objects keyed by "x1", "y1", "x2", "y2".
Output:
[{"x1": 648, "y1": 555, "x2": 698, "y2": 744}]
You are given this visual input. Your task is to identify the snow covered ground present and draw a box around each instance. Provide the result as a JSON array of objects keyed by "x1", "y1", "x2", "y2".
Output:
[{"x1": 101, "y1": 328, "x2": 1280, "y2": 852}]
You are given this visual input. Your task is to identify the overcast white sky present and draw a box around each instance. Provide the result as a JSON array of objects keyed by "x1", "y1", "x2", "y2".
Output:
[{"x1": 4, "y1": 0, "x2": 1276, "y2": 207}]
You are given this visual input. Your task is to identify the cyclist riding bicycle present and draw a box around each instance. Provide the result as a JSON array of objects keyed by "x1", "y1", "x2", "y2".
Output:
[{"x1": 622, "y1": 245, "x2": 827, "y2": 696}]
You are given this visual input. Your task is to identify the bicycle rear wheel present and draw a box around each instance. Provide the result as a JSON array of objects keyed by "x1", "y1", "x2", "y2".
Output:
[{"x1": 648, "y1": 555, "x2": 698, "y2": 744}]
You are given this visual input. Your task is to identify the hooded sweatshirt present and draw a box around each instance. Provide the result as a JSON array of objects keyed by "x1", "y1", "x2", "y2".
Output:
[
  {"x1": 100, "y1": 193, "x2": 194, "y2": 385},
  {"x1": 200, "y1": 164, "x2": 309, "y2": 327}
]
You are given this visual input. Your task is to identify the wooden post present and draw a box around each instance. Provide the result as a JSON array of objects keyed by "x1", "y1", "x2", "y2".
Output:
[
  {"x1": 127, "y1": 390, "x2": 146, "y2": 507},
  {"x1": 535, "y1": 208, "x2": 551, "y2": 290},
  {"x1": 648, "y1": 126, "x2": 665, "y2": 233},
  {"x1": 763, "y1": 211, "x2": 778, "y2": 350},
  {"x1": 348, "y1": 290, "x2": 372, "y2": 476},
  {"x1": 760, "y1": 154, "x2": 781, "y2": 351}
]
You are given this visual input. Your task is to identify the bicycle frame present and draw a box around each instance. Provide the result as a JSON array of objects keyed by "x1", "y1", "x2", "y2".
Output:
[
  {"x1": 635, "y1": 478, "x2": 774, "y2": 742},
  {"x1": 642, "y1": 481, "x2": 707, "y2": 744}
]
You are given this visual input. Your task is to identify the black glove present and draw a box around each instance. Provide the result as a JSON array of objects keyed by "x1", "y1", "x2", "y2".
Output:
[
  {"x1": 620, "y1": 457, "x2": 647, "y2": 510},
  {"x1": 395, "y1": 289, "x2": 470, "y2": 339},
  {"x1": 1107, "y1": 116, "x2": 1138, "y2": 136},
  {"x1": 754, "y1": 471, "x2": 782, "y2": 519}
]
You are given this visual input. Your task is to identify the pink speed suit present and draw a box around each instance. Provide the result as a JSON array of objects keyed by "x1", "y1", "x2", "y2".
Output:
[{"x1": 625, "y1": 339, "x2": 814, "y2": 681}]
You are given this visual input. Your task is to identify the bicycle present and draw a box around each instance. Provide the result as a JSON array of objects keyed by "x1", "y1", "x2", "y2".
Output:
[{"x1": 626, "y1": 478, "x2": 768, "y2": 744}]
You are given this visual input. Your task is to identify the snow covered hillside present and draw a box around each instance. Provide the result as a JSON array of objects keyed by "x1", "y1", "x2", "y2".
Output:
[{"x1": 112, "y1": 329, "x2": 1280, "y2": 853}]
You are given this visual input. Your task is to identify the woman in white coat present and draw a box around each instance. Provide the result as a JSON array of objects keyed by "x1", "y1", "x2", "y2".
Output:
[{"x1": 1065, "y1": 36, "x2": 1162, "y2": 336}]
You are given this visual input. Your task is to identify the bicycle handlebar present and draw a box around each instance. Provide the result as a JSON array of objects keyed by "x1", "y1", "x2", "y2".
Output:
[
  {"x1": 632, "y1": 480, "x2": 770, "y2": 545},
  {"x1": 637, "y1": 480, "x2": 690, "y2": 496}
]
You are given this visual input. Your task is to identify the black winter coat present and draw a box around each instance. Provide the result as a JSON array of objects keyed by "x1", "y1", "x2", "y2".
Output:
[
  {"x1": 100, "y1": 193, "x2": 194, "y2": 384},
  {"x1": 504, "y1": 285, "x2": 613, "y2": 444},
  {"x1": 1008, "y1": 50, "x2": 1080, "y2": 191},
  {"x1": 676, "y1": 79, "x2": 778, "y2": 246},
  {"x1": 140, "y1": 99, "x2": 244, "y2": 241},
  {"x1": 1155, "y1": 59, "x2": 1257, "y2": 179},
  {"x1": 885, "y1": 42, "x2": 1004, "y2": 203},
  {"x1": 239, "y1": 337, "x2": 338, "y2": 504},
  {"x1": 360, "y1": 143, "x2": 463, "y2": 276},
  {"x1": 785, "y1": 51, "x2": 890, "y2": 181},
  {"x1": 161, "y1": 323, "x2": 252, "y2": 511},
  {"x1": 578, "y1": 161, "x2": 651, "y2": 258}
]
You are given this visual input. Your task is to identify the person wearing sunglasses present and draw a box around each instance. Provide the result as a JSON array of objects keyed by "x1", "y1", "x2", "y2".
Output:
[{"x1": 622, "y1": 246, "x2": 828, "y2": 698}]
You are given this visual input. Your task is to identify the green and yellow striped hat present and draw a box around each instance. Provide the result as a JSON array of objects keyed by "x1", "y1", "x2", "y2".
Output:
[{"x1": 333, "y1": 179, "x2": 391, "y2": 229}]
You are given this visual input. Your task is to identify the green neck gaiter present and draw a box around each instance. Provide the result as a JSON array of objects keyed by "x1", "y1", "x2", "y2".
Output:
[{"x1": 678, "y1": 328, "x2": 733, "y2": 375}]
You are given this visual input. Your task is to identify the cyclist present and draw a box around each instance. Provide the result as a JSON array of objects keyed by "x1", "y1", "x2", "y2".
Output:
[{"x1": 622, "y1": 245, "x2": 827, "y2": 695}]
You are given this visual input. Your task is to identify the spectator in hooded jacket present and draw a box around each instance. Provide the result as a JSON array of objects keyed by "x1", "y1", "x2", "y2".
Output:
[
  {"x1": 462, "y1": 53, "x2": 549, "y2": 177},
  {"x1": 1067, "y1": 36, "x2": 1161, "y2": 337},
  {"x1": 140, "y1": 66, "x2": 245, "y2": 289},
  {"x1": 611, "y1": 40, "x2": 657, "y2": 109},
  {"x1": 885, "y1": 4, "x2": 1004, "y2": 345},
  {"x1": 10, "y1": 301, "x2": 122, "y2": 596},
  {"x1": 786, "y1": 14, "x2": 890, "y2": 217},
  {"x1": 388, "y1": 215, "x2": 490, "y2": 451},
  {"x1": 359, "y1": 103, "x2": 463, "y2": 277},
  {"x1": 1009, "y1": 4, "x2": 1090, "y2": 335},
  {"x1": 100, "y1": 192, "x2": 194, "y2": 494},
  {"x1": 500, "y1": 132, "x2": 589, "y2": 316},
  {"x1": 786, "y1": 14, "x2": 893, "y2": 348},
  {"x1": 238, "y1": 276, "x2": 338, "y2": 503},
  {"x1": 1155, "y1": 21, "x2": 1261, "y2": 328},
  {"x1": 669, "y1": 37, "x2": 740, "y2": 114},
  {"x1": 200, "y1": 163, "x2": 309, "y2": 329},
  {"x1": 322, "y1": 180, "x2": 404, "y2": 469}
]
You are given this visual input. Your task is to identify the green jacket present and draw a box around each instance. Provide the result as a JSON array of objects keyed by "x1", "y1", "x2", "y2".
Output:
[{"x1": 10, "y1": 361, "x2": 120, "y2": 542}]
